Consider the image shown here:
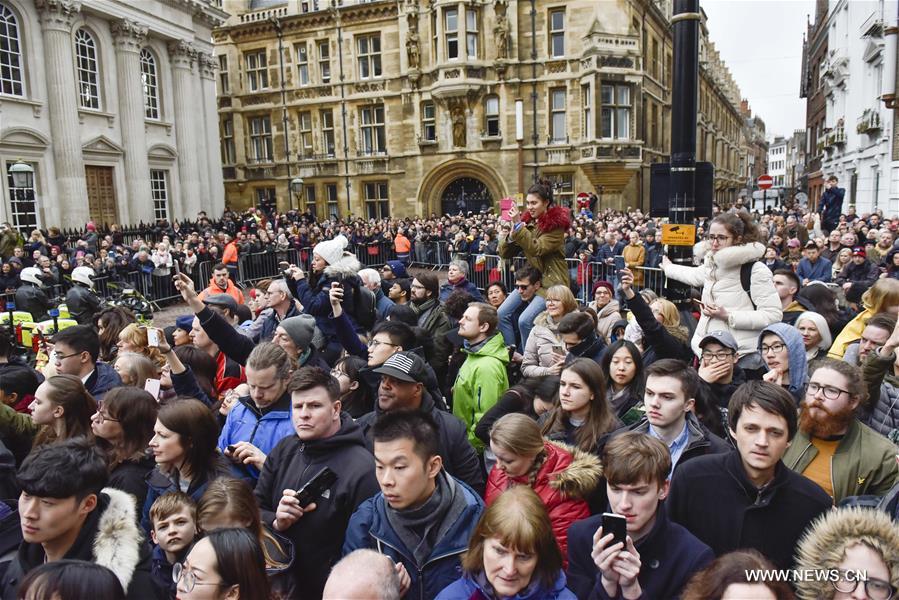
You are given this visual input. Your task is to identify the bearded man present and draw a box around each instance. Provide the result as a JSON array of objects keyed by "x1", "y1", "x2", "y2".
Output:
[{"x1": 783, "y1": 358, "x2": 898, "y2": 503}]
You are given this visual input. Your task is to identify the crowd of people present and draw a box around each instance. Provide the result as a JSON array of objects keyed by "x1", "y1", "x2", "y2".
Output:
[{"x1": 0, "y1": 176, "x2": 898, "y2": 600}]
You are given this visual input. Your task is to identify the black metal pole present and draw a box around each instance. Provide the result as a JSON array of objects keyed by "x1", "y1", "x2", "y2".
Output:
[
  {"x1": 667, "y1": 0, "x2": 700, "y2": 307},
  {"x1": 530, "y1": 0, "x2": 538, "y2": 182},
  {"x1": 270, "y1": 18, "x2": 292, "y2": 211}
]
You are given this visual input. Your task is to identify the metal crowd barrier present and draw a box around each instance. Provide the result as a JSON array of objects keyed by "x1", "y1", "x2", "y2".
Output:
[
  {"x1": 351, "y1": 241, "x2": 397, "y2": 268},
  {"x1": 237, "y1": 248, "x2": 300, "y2": 286},
  {"x1": 411, "y1": 241, "x2": 450, "y2": 270}
]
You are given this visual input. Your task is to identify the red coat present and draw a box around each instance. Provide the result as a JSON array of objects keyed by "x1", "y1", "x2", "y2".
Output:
[{"x1": 485, "y1": 441, "x2": 601, "y2": 567}]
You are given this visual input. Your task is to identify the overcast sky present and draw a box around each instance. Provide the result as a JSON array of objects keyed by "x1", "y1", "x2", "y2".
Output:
[{"x1": 701, "y1": 0, "x2": 815, "y2": 141}]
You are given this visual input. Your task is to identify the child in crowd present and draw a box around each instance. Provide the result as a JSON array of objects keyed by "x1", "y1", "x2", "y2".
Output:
[{"x1": 149, "y1": 491, "x2": 199, "y2": 599}]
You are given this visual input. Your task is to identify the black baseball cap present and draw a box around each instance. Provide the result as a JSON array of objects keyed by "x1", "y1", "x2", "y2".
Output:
[{"x1": 373, "y1": 351, "x2": 427, "y2": 384}]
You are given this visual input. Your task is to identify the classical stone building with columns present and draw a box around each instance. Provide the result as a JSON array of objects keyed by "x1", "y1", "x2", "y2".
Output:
[
  {"x1": 0, "y1": 0, "x2": 226, "y2": 231},
  {"x1": 216, "y1": 0, "x2": 754, "y2": 218}
]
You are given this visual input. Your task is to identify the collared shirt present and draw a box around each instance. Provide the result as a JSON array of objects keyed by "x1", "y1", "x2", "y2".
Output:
[
  {"x1": 81, "y1": 369, "x2": 95, "y2": 386},
  {"x1": 648, "y1": 420, "x2": 690, "y2": 479}
]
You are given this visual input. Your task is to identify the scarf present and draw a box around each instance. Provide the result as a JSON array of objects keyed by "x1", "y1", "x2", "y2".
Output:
[{"x1": 385, "y1": 471, "x2": 468, "y2": 567}]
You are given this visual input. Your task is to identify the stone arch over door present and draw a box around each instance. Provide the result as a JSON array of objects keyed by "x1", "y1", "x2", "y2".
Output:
[{"x1": 418, "y1": 159, "x2": 508, "y2": 216}]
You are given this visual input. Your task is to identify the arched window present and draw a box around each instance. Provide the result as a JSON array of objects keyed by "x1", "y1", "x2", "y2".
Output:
[
  {"x1": 0, "y1": 3, "x2": 24, "y2": 96},
  {"x1": 75, "y1": 29, "x2": 99, "y2": 109},
  {"x1": 140, "y1": 48, "x2": 159, "y2": 120}
]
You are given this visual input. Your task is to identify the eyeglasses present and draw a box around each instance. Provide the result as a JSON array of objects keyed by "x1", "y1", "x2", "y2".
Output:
[
  {"x1": 831, "y1": 575, "x2": 894, "y2": 600},
  {"x1": 807, "y1": 382, "x2": 850, "y2": 400},
  {"x1": 93, "y1": 411, "x2": 119, "y2": 424},
  {"x1": 369, "y1": 339, "x2": 400, "y2": 349},
  {"x1": 173, "y1": 563, "x2": 221, "y2": 593},
  {"x1": 515, "y1": 284, "x2": 531, "y2": 290},
  {"x1": 701, "y1": 350, "x2": 734, "y2": 362},
  {"x1": 330, "y1": 368, "x2": 347, "y2": 378},
  {"x1": 708, "y1": 234, "x2": 732, "y2": 243},
  {"x1": 54, "y1": 351, "x2": 81, "y2": 362},
  {"x1": 760, "y1": 342, "x2": 786, "y2": 355},
  {"x1": 595, "y1": 289, "x2": 612, "y2": 296}
]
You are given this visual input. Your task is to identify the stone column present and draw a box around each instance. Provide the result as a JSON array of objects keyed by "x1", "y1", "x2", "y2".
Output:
[
  {"x1": 198, "y1": 52, "x2": 225, "y2": 217},
  {"x1": 193, "y1": 53, "x2": 211, "y2": 209},
  {"x1": 35, "y1": 0, "x2": 89, "y2": 228},
  {"x1": 111, "y1": 19, "x2": 152, "y2": 225},
  {"x1": 168, "y1": 40, "x2": 201, "y2": 219}
]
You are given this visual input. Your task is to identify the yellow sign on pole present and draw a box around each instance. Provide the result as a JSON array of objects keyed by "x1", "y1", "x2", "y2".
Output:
[
  {"x1": 661, "y1": 223, "x2": 696, "y2": 246},
  {"x1": 514, "y1": 193, "x2": 524, "y2": 205}
]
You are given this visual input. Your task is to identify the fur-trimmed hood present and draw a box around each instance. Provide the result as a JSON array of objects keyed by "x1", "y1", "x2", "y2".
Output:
[
  {"x1": 544, "y1": 440, "x2": 603, "y2": 499},
  {"x1": 92, "y1": 488, "x2": 144, "y2": 591},
  {"x1": 521, "y1": 205, "x2": 571, "y2": 233},
  {"x1": 695, "y1": 240, "x2": 766, "y2": 268},
  {"x1": 323, "y1": 253, "x2": 363, "y2": 279},
  {"x1": 794, "y1": 507, "x2": 899, "y2": 600}
]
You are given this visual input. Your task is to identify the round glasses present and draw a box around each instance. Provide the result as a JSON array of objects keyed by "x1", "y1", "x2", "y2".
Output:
[
  {"x1": 832, "y1": 575, "x2": 894, "y2": 600},
  {"x1": 173, "y1": 562, "x2": 221, "y2": 593}
]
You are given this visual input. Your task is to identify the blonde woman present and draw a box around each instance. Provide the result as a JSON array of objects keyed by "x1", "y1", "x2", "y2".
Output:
[
  {"x1": 829, "y1": 278, "x2": 899, "y2": 359},
  {"x1": 832, "y1": 247, "x2": 851, "y2": 281},
  {"x1": 486, "y1": 414, "x2": 600, "y2": 566},
  {"x1": 113, "y1": 352, "x2": 159, "y2": 389},
  {"x1": 117, "y1": 323, "x2": 166, "y2": 369},
  {"x1": 522, "y1": 285, "x2": 579, "y2": 378}
]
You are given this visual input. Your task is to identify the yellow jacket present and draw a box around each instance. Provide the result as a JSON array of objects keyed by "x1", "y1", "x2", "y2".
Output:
[{"x1": 828, "y1": 308, "x2": 871, "y2": 359}]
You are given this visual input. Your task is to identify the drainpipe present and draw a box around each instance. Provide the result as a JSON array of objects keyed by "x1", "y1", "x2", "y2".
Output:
[
  {"x1": 530, "y1": 0, "x2": 538, "y2": 182},
  {"x1": 269, "y1": 17, "x2": 292, "y2": 209}
]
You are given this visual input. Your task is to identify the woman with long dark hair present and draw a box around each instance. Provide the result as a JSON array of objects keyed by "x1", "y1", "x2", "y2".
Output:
[
  {"x1": 28, "y1": 374, "x2": 97, "y2": 447},
  {"x1": 497, "y1": 181, "x2": 572, "y2": 350},
  {"x1": 140, "y1": 398, "x2": 231, "y2": 533},
  {"x1": 600, "y1": 340, "x2": 645, "y2": 424},
  {"x1": 330, "y1": 355, "x2": 371, "y2": 418},
  {"x1": 175, "y1": 528, "x2": 272, "y2": 600},
  {"x1": 91, "y1": 387, "x2": 157, "y2": 511}
]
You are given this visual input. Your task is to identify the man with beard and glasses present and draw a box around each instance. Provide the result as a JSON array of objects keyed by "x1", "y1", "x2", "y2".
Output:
[{"x1": 783, "y1": 358, "x2": 898, "y2": 504}]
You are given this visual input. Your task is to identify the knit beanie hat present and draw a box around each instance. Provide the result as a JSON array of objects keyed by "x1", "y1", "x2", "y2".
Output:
[
  {"x1": 279, "y1": 314, "x2": 316, "y2": 350},
  {"x1": 313, "y1": 234, "x2": 349, "y2": 266}
]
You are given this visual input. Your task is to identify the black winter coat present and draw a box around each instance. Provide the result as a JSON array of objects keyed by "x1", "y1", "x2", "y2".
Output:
[
  {"x1": 14, "y1": 283, "x2": 51, "y2": 322},
  {"x1": 108, "y1": 454, "x2": 156, "y2": 516},
  {"x1": 254, "y1": 413, "x2": 380, "y2": 600},
  {"x1": 667, "y1": 451, "x2": 832, "y2": 569},
  {"x1": 66, "y1": 284, "x2": 101, "y2": 326}
]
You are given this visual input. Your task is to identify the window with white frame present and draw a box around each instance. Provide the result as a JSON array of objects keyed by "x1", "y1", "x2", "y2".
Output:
[
  {"x1": 364, "y1": 181, "x2": 389, "y2": 219},
  {"x1": 221, "y1": 118, "x2": 235, "y2": 164},
  {"x1": 298, "y1": 111, "x2": 313, "y2": 156},
  {"x1": 0, "y1": 4, "x2": 23, "y2": 97},
  {"x1": 245, "y1": 50, "x2": 268, "y2": 91},
  {"x1": 485, "y1": 95, "x2": 500, "y2": 136},
  {"x1": 356, "y1": 34, "x2": 382, "y2": 79},
  {"x1": 296, "y1": 43, "x2": 309, "y2": 86},
  {"x1": 360, "y1": 104, "x2": 386, "y2": 155},
  {"x1": 549, "y1": 9, "x2": 565, "y2": 58},
  {"x1": 466, "y1": 8, "x2": 478, "y2": 58},
  {"x1": 140, "y1": 49, "x2": 160, "y2": 120},
  {"x1": 218, "y1": 54, "x2": 229, "y2": 94},
  {"x1": 445, "y1": 8, "x2": 459, "y2": 60},
  {"x1": 248, "y1": 115, "x2": 273, "y2": 162},
  {"x1": 321, "y1": 109, "x2": 335, "y2": 156},
  {"x1": 75, "y1": 29, "x2": 100, "y2": 110},
  {"x1": 543, "y1": 172, "x2": 573, "y2": 207},
  {"x1": 326, "y1": 183, "x2": 338, "y2": 218},
  {"x1": 550, "y1": 88, "x2": 567, "y2": 142},
  {"x1": 581, "y1": 83, "x2": 592, "y2": 140},
  {"x1": 601, "y1": 83, "x2": 630, "y2": 139},
  {"x1": 421, "y1": 102, "x2": 436, "y2": 141},
  {"x1": 318, "y1": 40, "x2": 331, "y2": 83},
  {"x1": 304, "y1": 185, "x2": 316, "y2": 217},
  {"x1": 149, "y1": 170, "x2": 169, "y2": 221},
  {"x1": 6, "y1": 161, "x2": 36, "y2": 231}
]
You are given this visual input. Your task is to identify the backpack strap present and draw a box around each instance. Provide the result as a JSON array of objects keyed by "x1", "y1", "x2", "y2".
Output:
[{"x1": 740, "y1": 262, "x2": 757, "y2": 310}]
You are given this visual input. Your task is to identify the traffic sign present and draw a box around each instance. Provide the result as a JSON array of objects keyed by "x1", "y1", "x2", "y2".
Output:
[{"x1": 757, "y1": 175, "x2": 773, "y2": 190}]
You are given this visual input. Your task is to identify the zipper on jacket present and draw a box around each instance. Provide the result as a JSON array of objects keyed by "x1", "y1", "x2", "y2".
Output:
[{"x1": 370, "y1": 532, "x2": 466, "y2": 600}]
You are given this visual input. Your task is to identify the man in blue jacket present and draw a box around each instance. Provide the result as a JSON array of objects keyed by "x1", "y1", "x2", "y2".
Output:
[
  {"x1": 567, "y1": 432, "x2": 713, "y2": 600},
  {"x1": 51, "y1": 325, "x2": 121, "y2": 402},
  {"x1": 343, "y1": 411, "x2": 484, "y2": 600},
  {"x1": 217, "y1": 342, "x2": 295, "y2": 480},
  {"x1": 796, "y1": 241, "x2": 833, "y2": 284},
  {"x1": 819, "y1": 175, "x2": 845, "y2": 233}
]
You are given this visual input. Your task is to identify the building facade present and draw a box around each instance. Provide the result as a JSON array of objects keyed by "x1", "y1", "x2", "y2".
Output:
[
  {"x1": 814, "y1": 0, "x2": 897, "y2": 215},
  {"x1": 0, "y1": 0, "x2": 227, "y2": 231},
  {"x1": 785, "y1": 128, "x2": 807, "y2": 201},
  {"x1": 215, "y1": 0, "x2": 754, "y2": 217},
  {"x1": 740, "y1": 99, "x2": 768, "y2": 194},
  {"x1": 800, "y1": 0, "x2": 830, "y2": 210},
  {"x1": 769, "y1": 136, "x2": 787, "y2": 188}
]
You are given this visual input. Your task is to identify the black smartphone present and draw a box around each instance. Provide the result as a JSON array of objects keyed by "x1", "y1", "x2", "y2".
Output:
[
  {"x1": 601, "y1": 512, "x2": 627, "y2": 548},
  {"x1": 296, "y1": 466, "x2": 338, "y2": 508},
  {"x1": 613, "y1": 256, "x2": 626, "y2": 273}
]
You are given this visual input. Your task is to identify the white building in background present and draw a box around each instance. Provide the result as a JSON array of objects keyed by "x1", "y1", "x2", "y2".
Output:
[
  {"x1": 768, "y1": 136, "x2": 787, "y2": 188},
  {"x1": 0, "y1": 0, "x2": 227, "y2": 232},
  {"x1": 819, "y1": 0, "x2": 897, "y2": 215}
]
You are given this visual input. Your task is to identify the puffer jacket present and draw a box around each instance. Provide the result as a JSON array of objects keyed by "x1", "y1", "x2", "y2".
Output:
[
  {"x1": 522, "y1": 312, "x2": 564, "y2": 378},
  {"x1": 592, "y1": 300, "x2": 621, "y2": 344},
  {"x1": 485, "y1": 441, "x2": 600, "y2": 565},
  {"x1": 65, "y1": 283, "x2": 101, "y2": 326},
  {"x1": 216, "y1": 391, "x2": 295, "y2": 480},
  {"x1": 454, "y1": 333, "x2": 510, "y2": 452},
  {"x1": 662, "y1": 241, "x2": 782, "y2": 358},
  {"x1": 861, "y1": 349, "x2": 899, "y2": 439},
  {"x1": 794, "y1": 507, "x2": 899, "y2": 600},
  {"x1": 436, "y1": 572, "x2": 576, "y2": 600},
  {"x1": 498, "y1": 205, "x2": 571, "y2": 291},
  {"x1": 294, "y1": 253, "x2": 364, "y2": 336}
]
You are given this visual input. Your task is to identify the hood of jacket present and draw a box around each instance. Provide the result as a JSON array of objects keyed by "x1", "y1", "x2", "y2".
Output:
[
  {"x1": 521, "y1": 205, "x2": 571, "y2": 233},
  {"x1": 14, "y1": 488, "x2": 144, "y2": 592},
  {"x1": 323, "y1": 253, "x2": 363, "y2": 279},
  {"x1": 542, "y1": 441, "x2": 602, "y2": 499},
  {"x1": 695, "y1": 241, "x2": 766, "y2": 269},
  {"x1": 463, "y1": 332, "x2": 510, "y2": 364},
  {"x1": 758, "y1": 322, "x2": 807, "y2": 396},
  {"x1": 795, "y1": 507, "x2": 899, "y2": 600}
]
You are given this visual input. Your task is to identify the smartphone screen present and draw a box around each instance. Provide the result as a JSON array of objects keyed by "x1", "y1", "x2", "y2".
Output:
[
  {"x1": 601, "y1": 512, "x2": 628, "y2": 548},
  {"x1": 144, "y1": 378, "x2": 161, "y2": 400},
  {"x1": 147, "y1": 328, "x2": 160, "y2": 347},
  {"x1": 613, "y1": 256, "x2": 626, "y2": 272}
]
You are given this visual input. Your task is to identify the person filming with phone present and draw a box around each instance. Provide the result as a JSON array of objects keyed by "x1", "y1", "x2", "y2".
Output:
[{"x1": 254, "y1": 367, "x2": 379, "y2": 600}]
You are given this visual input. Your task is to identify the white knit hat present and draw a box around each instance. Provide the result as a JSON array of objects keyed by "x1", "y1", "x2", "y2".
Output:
[{"x1": 313, "y1": 234, "x2": 349, "y2": 265}]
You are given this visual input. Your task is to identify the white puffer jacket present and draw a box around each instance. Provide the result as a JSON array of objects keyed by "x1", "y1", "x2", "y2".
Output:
[{"x1": 662, "y1": 241, "x2": 782, "y2": 358}]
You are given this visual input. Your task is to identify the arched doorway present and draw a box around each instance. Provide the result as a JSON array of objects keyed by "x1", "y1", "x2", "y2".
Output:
[
  {"x1": 441, "y1": 177, "x2": 493, "y2": 215},
  {"x1": 417, "y1": 159, "x2": 507, "y2": 216}
]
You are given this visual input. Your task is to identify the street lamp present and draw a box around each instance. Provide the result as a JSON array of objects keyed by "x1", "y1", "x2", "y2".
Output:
[
  {"x1": 290, "y1": 177, "x2": 304, "y2": 210},
  {"x1": 9, "y1": 160, "x2": 33, "y2": 189}
]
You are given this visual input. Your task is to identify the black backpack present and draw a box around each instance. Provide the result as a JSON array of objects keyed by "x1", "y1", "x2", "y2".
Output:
[
  {"x1": 740, "y1": 262, "x2": 756, "y2": 310},
  {"x1": 348, "y1": 278, "x2": 377, "y2": 330}
]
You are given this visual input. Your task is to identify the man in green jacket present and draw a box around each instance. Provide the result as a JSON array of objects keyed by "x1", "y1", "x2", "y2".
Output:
[
  {"x1": 783, "y1": 358, "x2": 898, "y2": 504},
  {"x1": 454, "y1": 302, "x2": 509, "y2": 452}
]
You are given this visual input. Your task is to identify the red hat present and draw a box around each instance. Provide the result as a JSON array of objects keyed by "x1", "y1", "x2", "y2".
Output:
[
  {"x1": 86, "y1": 222, "x2": 96, "y2": 232},
  {"x1": 852, "y1": 247, "x2": 866, "y2": 257},
  {"x1": 592, "y1": 280, "x2": 614, "y2": 295}
]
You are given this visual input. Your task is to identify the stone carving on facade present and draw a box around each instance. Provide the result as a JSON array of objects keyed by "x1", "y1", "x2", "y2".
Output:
[
  {"x1": 494, "y1": 0, "x2": 509, "y2": 60},
  {"x1": 35, "y1": 0, "x2": 81, "y2": 30},
  {"x1": 198, "y1": 52, "x2": 217, "y2": 80},
  {"x1": 450, "y1": 100, "x2": 466, "y2": 148},
  {"x1": 168, "y1": 40, "x2": 198, "y2": 69},
  {"x1": 111, "y1": 19, "x2": 148, "y2": 52},
  {"x1": 406, "y1": 11, "x2": 421, "y2": 70}
]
